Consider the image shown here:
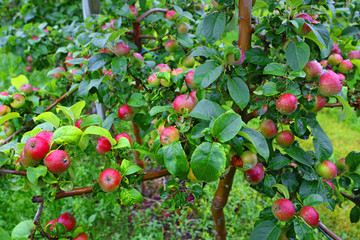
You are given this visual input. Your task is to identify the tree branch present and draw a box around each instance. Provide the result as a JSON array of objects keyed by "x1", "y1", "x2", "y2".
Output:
[
  {"x1": 0, "y1": 169, "x2": 27, "y2": 176},
  {"x1": 0, "y1": 88, "x2": 78, "y2": 147},
  {"x1": 132, "y1": 120, "x2": 145, "y2": 169},
  {"x1": 31, "y1": 169, "x2": 170, "y2": 203},
  {"x1": 137, "y1": 8, "x2": 167, "y2": 23},
  {"x1": 318, "y1": 222, "x2": 343, "y2": 240},
  {"x1": 340, "y1": 191, "x2": 360, "y2": 207}
]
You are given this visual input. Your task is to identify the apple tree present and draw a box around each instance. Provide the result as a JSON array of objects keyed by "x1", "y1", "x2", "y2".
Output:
[{"x1": 0, "y1": 0, "x2": 360, "y2": 239}]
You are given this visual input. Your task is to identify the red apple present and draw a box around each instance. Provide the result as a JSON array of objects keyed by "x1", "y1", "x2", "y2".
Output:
[
  {"x1": 185, "y1": 70, "x2": 196, "y2": 90},
  {"x1": 183, "y1": 56, "x2": 195, "y2": 68},
  {"x1": 20, "y1": 84, "x2": 33, "y2": 95},
  {"x1": 244, "y1": 164, "x2": 265, "y2": 184},
  {"x1": 98, "y1": 48, "x2": 111, "y2": 54},
  {"x1": 10, "y1": 94, "x2": 25, "y2": 109},
  {"x1": 190, "y1": 90, "x2": 198, "y2": 103},
  {"x1": 27, "y1": 55, "x2": 33, "y2": 63},
  {"x1": 226, "y1": 48, "x2": 246, "y2": 66},
  {"x1": 348, "y1": 50, "x2": 360, "y2": 60},
  {"x1": 147, "y1": 73, "x2": 160, "y2": 87},
  {"x1": 129, "y1": 6, "x2": 138, "y2": 18},
  {"x1": 118, "y1": 104, "x2": 135, "y2": 120},
  {"x1": 276, "y1": 130, "x2": 294, "y2": 147},
  {"x1": 20, "y1": 151, "x2": 34, "y2": 168},
  {"x1": 276, "y1": 93, "x2": 298, "y2": 115},
  {"x1": 36, "y1": 131, "x2": 53, "y2": 146},
  {"x1": 165, "y1": 10, "x2": 176, "y2": 20},
  {"x1": 25, "y1": 66, "x2": 33, "y2": 72},
  {"x1": 44, "y1": 150, "x2": 71, "y2": 174},
  {"x1": 336, "y1": 158, "x2": 349, "y2": 175},
  {"x1": 303, "y1": 61, "x2": 323, "y2": 80},
  {"x1": 171, "y1": 68, "x2": 184, "y2": 76},
  {"x1": 45, "y1": 219, "x2": 58, "y2": 231},
  {"x1": 296, "y1": 13, "x2": 313, "y2": 36},
  {"x1": 157, "y1": 122, "x2": 166, "y2": 134},
  {"x1": 53, "y1": 67, "x2": 65, "y2": 79},
  {"x1": 320, "y1": 60, "x2": 328, "y2": 68},
  {"x1": 24, "y1": 137, "x2": 50, "y2": 163},
  {"x1": 65, "y1": 56, "x2": 73, "y2": 67},
  {"x1": 155, "y1": 64, "x2": 171, "y2": 73},
  {"x1": 331, "y1": 42, "x2": 341, "y2": 54},
  {"x1": 173, "y1": 95, "x2": 196, "y2": 114},
  {"x1": 311, "y1": 95, "x2": 326, "y2": 112},
  {"x1": 110, "y1": 20, "x2": 116, "y2": 30},
  {"x1": 165, "y1": 40, "x2": 179, "y2": 52},
  {"x1": 177, "y1": 22, "x2": 190, "y2": 34},
  {"x1": 115, "y1": 133, "x2": 132, "y2": 145},
  {"x1": 98, "y1": 168, "x2": 122, "y2": 192},
  {"x1": 74, "y1": 233, "x2": 89, "y2": 240},
  {"x1": 316, "y1": 160, "x2": 337, "y2": 180},
  {"x1": 133, "y1": 52, "x2": 144, "y2": 62},
  {"x1": 337, "y1": 73, "x2": 345, "y2": 84},
  {"x1": 327, "y1": 54, "x2": 343, "y2": 65},
  {"x1": 57, "y1": 212, "x2": 76, "y2": 231},
  {"x1": 299, "y1": 206, "x2": 319, "y2": 228},
  {"x1": 113, "y1": 42, "x2": 130, "y2": 56},
  {"x1": 96, "y1": 137, "x2": 112, "y2": 155},
  {"x1": 160, "y1": 126, "x2": 180, "y2": 146},
  {"x1": 259, "y1": 119, "x2": 278, "y2": 139},
  {"x1": 318, "y1": 71, "x2": 342, "y2": 97},
  {"x1": 272, "y1": 199, "x2": 295, "y2": 221},
  {"x1": 339, "y1": 60, "x2": 353, "y2": 73},
  {"x1": 0, "y1": 105, "x2": 11, "y2": 116},
  {"x1": 239, "y1": 151, "x2": 258, "y2": 170}
]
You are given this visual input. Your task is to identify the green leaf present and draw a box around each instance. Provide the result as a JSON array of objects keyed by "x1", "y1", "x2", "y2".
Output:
[
  {"x1": 120, "y1": 188, "x2": 143, "y2": 206},
  {"x1": 294, "y1": 218, "x2": 315, "y2": 240},
  {"x1": 11, "y1": 220, "x2": 33, "y2": 239},
  {"x1": 190, "y1": 142, "x2": 226, "y2": 182},
  {"x1": 196, "y1": 12, "x2": 226, "y2": 44},
  {"x1": 70, "y1": 101, "x2": 86, "y2": 121},
  {"x1": 263, "y1": 63, "x2": 285, "y2": 76},
  {"x1": 189, "y1": 99, "x2": 225, "y2": 121},
  {"x1": 111, "y1": 56, "x2": 127, "y2": 76},
  {"x1": 11, "y1": 75, "x2": 29, "y2": 91},
  {"x1": 262, "y1": 82, "x2": 279, "y2": 96},
  {"x1": 347, "y1": 173, "x2": 360, "y2": 188},
  {"x1": 149, "y1": 106, "x2": 173, "y2": 116},
  {"x1": 0, "y1": 227, "x2": 10, "y2": 240},
  {"x1": 285, "y1": 41, "x2": 310, "y2": 71},
  {"x1": 189, "y1": 47, "x2": 220, "y2": 58},
  {"x1": 163, "y1": 142, "x2": 189, "y2": 180},
  {"x1": 128, "y1": 93, "x2": 147, "y2": 107},
  {"x1": 56, "y1": 105, "x2": 74, "y2": 123},
  {"x1": 120, "y1": 159, "x2": 144, "y2": 176},
  {"x1": 268, "y1": 156, "x2": 290, "y2": 170},
  {"x1": 350, "y1": 206, "x2": 360, "y2": 223},
  {"x1": 77, "y1": 32, "x2": 90, "y2": 46},
  {"x1": 303, "y1": 194, "x2": 324, "y2": 206},
  {"x1": 212, "y1": 112, "x2": 243, "y2": 143},
  {"x1": 35, "y1": 112, "x2": 60, "y2": 128},
  {"x1": 27, "y1": 165, "x2": 47, "y2": 185},
  {"x1": 0, "y1": 112, "x2": 21, "y2": 125},
  {"x1": 227, "y1": 77, "x2": 250, "y2": 110},
  {"x1": 249, "y1": 221, "x2": 281, "y2": 240},
  {"x1": 294, "y1": 117, "x2": 307, "y2": 136},
  {"x1": 282, "y1": 172, "x2": 299, "y2": 193},
  {"x1": 82, "y1": 126, "x2": 117, "y2": 146},
  {"x1": 194, "y1": 61, "x2": 223, "y2": 89},
  {"x1": 103, "y1": 113, "x2": 116, "y2": 130},
  {"x1": 284, "y1": 145, "x2": 313, "y2": 167},
  {"x1": 306, "y1": 23, "x2": 331, "y2": 50},
  {"x1": 345, "y1": 151, "x2": 360, "y2": 172},
  {"x1": 81, "y1": 114, "x2": 102, "y2": 128},
  {"x1": 299, "y1": 180, "x2": 321, "y2": 201},
  {"x1": 272, "y1": 184, "x2": 290, "y2": 199},
  {"x1": 112, "y1": 137, "x2": 131, "y2": 149},
  {"x1": 335, "y1": 95, "x2": 353, "y2": 120},
  {"x1": 88, "y1": 53, "x2": 110, "y2": 71},
  {"x1": 53, "y1": 126, "x2": 83, "y2": 145},
  {"x1": 239, "y1": 128, "x2": 269, "y2": 160},
  {"x1": 244, "y1": 48, "x2": 271, "y2": 65},
  {"x1": 308, "y1": 119, "x2": 333, "y2": 161},
  {"x1": 286, "y1": 0, "x2": 303, "y2": 10}
]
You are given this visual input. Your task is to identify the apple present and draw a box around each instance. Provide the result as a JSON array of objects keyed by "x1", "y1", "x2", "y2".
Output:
[
  {"x1": 157, "y1": 122, "x2": 166, "y2": 134},
  {"x1": 74, "y1": 233, "x2": 89, "y2": 240},
  {"x1": 226, "y1": 48, "x2": 246, "y2": 66},
  {"x1": 212, "y1": 0, "x2": 225, "y2": 9},
  {"x1": 110, "y1": 19, "x2": 116, "y2": 30},
  {"x1": 133, "y1": 52, "x2": 144, "y2": 62},
  {"x1": 320, "y1": 60, "x2": 328, "y2": 68},
  {"x1": 65, "y1": 56, "x2": 73, "y2": 67},
  {"x1": 27, "y1": 55, "x2": 33, "y2": 63},
  {"x1": 238, "y1": 151, "x2": 258, "y2": 170},
  {"x1": 295, "y1": 13, "x2": 313, "y2": 36},
  {"x1": 113, "y1": 42, "x2": 130, "y2": 56},
  {"x1": 171, "y1": 68, "x2": 184, "y2": 77},
  {"x1": 177, "y1": 22, "x2": 190, "y2": 34},
  {"x1": 185, "y1": 70, "x2": 196, "y2": 90},
  {"x1": 244, "y1": 164, "x2": 264, "y2": 184},
  {"x1": 331, "y1": 43, "x2": 340, "y2": 54},
  {"x1": 0, "y1": 105, "x2": 11, "y2": 116},
  {"x1": 318, "y1": 71, "x2": 342, "y2": 97},
  {"x1": 20, "y1": 83, "x2": 33, "y2": 95},
  {"x1": 322, "y1": 179, "x2": 335, "y2": 193},
  {"x1": 118, "y1": 104, "x2": 135, "y2": 120},
  {"x1": 303, "y1": 61, "x2": 323, "y2": 80},
  {"x1": 24, "y1": 137, "x2": 50, "y2": 163},
  {"x1": 25, "y1": 66, "x2": 33, "y2": 72},
  {"x1": 4, "y1": 121, "x2": 14, "y2": 136},
  {"x1": 183, "y1": 56, "x2": 195, "y2": 68},
  {"x1": 115, "y1": 133, "x2": 132, "y2": 145},
  {"x1": 337, "y1": 73, "x2": 345, "y2": 84},
  {"x1": 45, "y1": 219, "x2": 58, "y2": 231},
  {"x1": 57, "y1": 212, "x2": 76, "y2": 231},
  {"x1": 336, "y1": 158, "x2": 349, "y2": 175},
  {"x1": 98, "y1": 168, "x2": 122, "y2": 192},
  {"x1": 75, "y1": 119, "x2": 83, "y2": 129},
  {"x1": 165, "y1": 40, "x2": 179, "y2": 52},
  {"x1": 165, "y1": 10, "x2": 176, "y2": 20},
  {"x1": 259, "y1": 119, "x2": 278, "y2": 139},
  {"x1": 194, "y1": 2, "x2": 204, "y2": 10},
  {"x1": 190, "y1": 90, "x2": 198, "y2": 103},
  {"x1": 327, "y1": 54, "x2": 343, "y2": 65},
  {"x1": 173, "y1": 95, "x2": 196, "y2": 114},
  {"x1": 276, "y1": 93, "x2": 298, "y2": 115},
  {"x1": 339, "y1": 60, "x2": 353, "y2": 73},
  {"x1": 129, "y1": 6, "x2": 138, "y2": 18},
  {"x1": 101, "y1": 24, "x2": 109, "y2": 31},
  {"x1": 272, "y1": 199, "x2": 295, "y2": 221},
  {"x1": 36, "y1": 131, "x2": 53, "y2": 146},
  {"x1": 44, "y1": 150, "x2": 71, "y2": 174},
  {"x1": 0, "y1": 91, "x2": 9, "y2": 96},
  {"x1": 155, "y1": 63, "x2": 171, "y2": 73},
  {"x1": 315, "y1": 160, "x2": 337, "y2": 180},
  {"x1": 20, "y1": 151, "x2": 34, "y2": 168},
  {"x1": 276, "y1": 130, "x2": 294, "y2": 147},
  {"x1": 299, "y1": 206, "x2": 319, "y2": 228},
  {"x1": 348, "y1": 50, "x2": 360, "y2": 60},
  {"x1": 160, "y1": 126, "x2": 180, "y2": 146},
  {"x1": 96, "y1": 137, "x2": 112, "y2": 155},
  {"x1": 10, "y1": 94, "x2": 25, "y2": 109},
  {"x1": 53, "y1": 67, "x2": 65, "y2": 79},
  {"x1": 311, "y1": 95, "x2": 327, "y2": 112},
  {"x1": 147, "y1": 73, "x2": 160, "y2": 87}
]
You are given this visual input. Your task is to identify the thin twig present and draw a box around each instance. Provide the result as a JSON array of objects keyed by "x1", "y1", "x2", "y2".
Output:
[
  {"x1": 0, "y1": 169, "x2": 27, "y2": 176},
  {"x1": 137, "y1": 8, "x2": 167, "y2": 23}
]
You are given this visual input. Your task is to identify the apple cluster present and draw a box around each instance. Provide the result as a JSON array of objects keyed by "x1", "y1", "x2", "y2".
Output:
[{"x1": 45, "y1": 212, "x2": 88, "y2": 239}]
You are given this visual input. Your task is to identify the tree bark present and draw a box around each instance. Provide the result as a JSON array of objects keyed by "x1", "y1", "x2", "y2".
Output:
[{"x1": 82, "y1": 0, "x2": 100, "y2": 20}]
